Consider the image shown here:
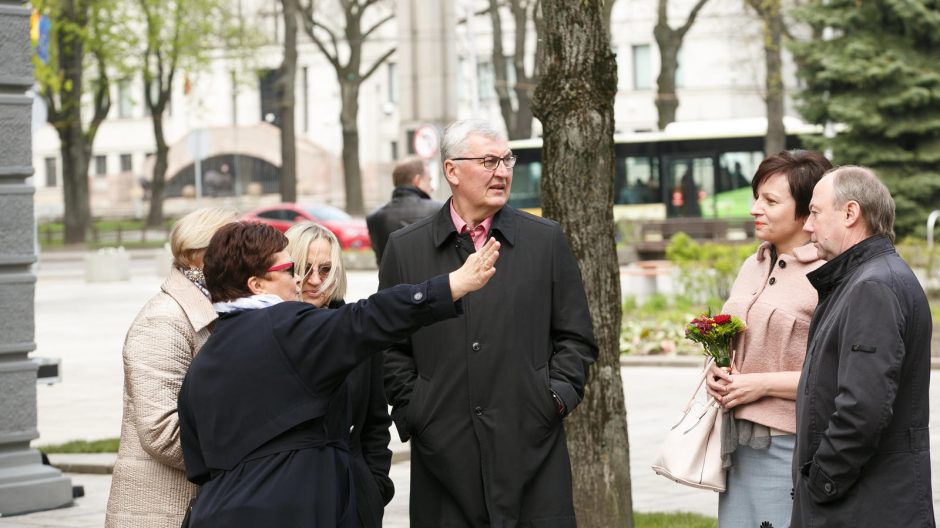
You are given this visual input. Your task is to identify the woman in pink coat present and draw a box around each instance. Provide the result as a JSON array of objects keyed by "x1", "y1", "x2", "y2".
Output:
[{"x1": 705, "y1": 151, "x2": 832, "y2": 528}]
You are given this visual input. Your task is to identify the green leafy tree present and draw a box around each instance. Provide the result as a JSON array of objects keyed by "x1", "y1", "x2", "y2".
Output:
[
  {"x1": 790, "y1": 0, "x2": 940, "y2": 238},
  {"x1": 533, "y1": 1, "x2": 632, "y2": 526},
  {"x1": 130, "y1": 0, "x2": 248, "y2": 227},
  {"x1": 33, "y1": 0, "x2": 118, "y2": 243}
]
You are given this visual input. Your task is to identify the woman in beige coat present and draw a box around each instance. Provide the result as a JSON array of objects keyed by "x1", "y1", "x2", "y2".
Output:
[{"x1": 105, "y1": 208, "x2": 236, "y2": 528}]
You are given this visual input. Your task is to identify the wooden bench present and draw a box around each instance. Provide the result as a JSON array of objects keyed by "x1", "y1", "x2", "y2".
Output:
[{"x1": 634, "y1": 218, "x2": 755, "y2": 260}]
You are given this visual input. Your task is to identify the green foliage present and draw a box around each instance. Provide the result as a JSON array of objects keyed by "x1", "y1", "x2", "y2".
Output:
[
  {"x1": 789, "y1": 0, "x2": 940, "y2": 238},
  {"x1": 665, "y1": 233, "x2": 757, "y2": 303},
  {"x1": 635, "y1": 511, "x2": 717, "y2": 528},
  {"x1": 38, "y1": 437, "x2": 120, "y2": 453}
]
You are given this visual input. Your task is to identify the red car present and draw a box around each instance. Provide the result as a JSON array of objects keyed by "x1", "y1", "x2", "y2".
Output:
[{"x1": 242, "y1": 203, "x2": 371, "y2": 250}]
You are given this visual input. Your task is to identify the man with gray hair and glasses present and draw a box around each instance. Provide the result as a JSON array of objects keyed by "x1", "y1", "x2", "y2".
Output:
[
  {"x1": 792, "y1": 166, "x2": 934, "y2": 527},
  {"x1": 379, "y1": 119, "x2": 597, "y2": 527}
]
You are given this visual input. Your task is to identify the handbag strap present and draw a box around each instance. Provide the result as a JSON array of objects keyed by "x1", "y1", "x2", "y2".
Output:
[{"x1": 680, "y1": 348, "x2": 737, "y2": 413}]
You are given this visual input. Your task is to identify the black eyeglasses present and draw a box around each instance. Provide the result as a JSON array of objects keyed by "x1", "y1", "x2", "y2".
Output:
[{"x1": 450, "y1": 155, "x2": 517, "y2": 170}]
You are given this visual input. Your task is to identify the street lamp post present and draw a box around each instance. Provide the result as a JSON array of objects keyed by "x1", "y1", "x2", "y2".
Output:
[{"x1": 0, "y1": 0, "x2": 74, "y2": 515}]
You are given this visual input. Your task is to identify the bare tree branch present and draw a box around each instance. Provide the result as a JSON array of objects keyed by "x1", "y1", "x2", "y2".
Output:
[
  {"x1": 360, "y1": 11, "x2": 393, "y2": 42},
  {"x1": 360, "y1": 46, "x2": 396, "y2": 82},
  {"x1": 678, "y1": 0, "x2": 710, "y2": 38}
]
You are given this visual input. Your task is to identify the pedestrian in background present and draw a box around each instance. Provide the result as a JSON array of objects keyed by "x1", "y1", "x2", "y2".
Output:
[
  {"x1": 178, "y1": 222, "x2": 499, "y2": 527},
  {"x1": 366, "y1": 156, "x2": 443, "y2": 265},
  {"x1": 792, "y1": 166, "x2": 934, "y2": 527},
  {"x1": 379, "y1": 119, "x2": 598, "y2": 527},
  {"x1": 105, "y1": 207, "x2": 236, "y2": 528},
  {"x1": 704, "y1": 151, "x2": 831, "y2": 527},
  {"x1": 285, "y1": 222, "x2": 393, "y2": 527}
]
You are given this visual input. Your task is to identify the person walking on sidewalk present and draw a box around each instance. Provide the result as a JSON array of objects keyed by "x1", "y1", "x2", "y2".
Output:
[
  {"x1": 704, "y1": 151, "x2": 831, "y2": 528},
  {"x1": 792, "y1": 166, "x2": 934, "y2": 527},
  {"x1": 178, "y1": 222, "x2": 500, "y2": 527},
  {"x1": 286, "y1": 222, "x2": 393, "y2": 527},
  {"x1": 367, "y1": 156, "x2": 443, "y2": 266},
  {"x1": 379, "y1": 119, "x2": 598, "y2": 527},
  {"x1": 106, "y1": 208, "x2": 236, "y2": 528}
]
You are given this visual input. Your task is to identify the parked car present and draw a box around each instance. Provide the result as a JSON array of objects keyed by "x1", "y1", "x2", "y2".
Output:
[{"x1": 242, "y1": 203, "x2": 371, "y2": 250}]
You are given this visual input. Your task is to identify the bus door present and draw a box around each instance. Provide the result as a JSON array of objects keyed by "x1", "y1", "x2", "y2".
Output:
[{"x1": 663, "y1": 155, "x2": 716, "y2": 218}]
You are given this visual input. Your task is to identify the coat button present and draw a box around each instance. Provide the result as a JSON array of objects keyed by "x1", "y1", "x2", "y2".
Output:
[
  {"x1": 474, "y1": 406, "x2": 483, "y2": 416},
  {"x1": 472, "y1": 342, "x2": 481, "y2": 351},
  {"x1": 413, "y1": 291, "x2": 424, "y2": 302},
  {"x1": 779, "y1": 260, "x2": 787, "y2": 268},
  {"x1": 769, "y1": 277, "x2": 776, "y2": 285},
  {"x1": 824, "y1": 482, "x2": 833, "y2": 494}
]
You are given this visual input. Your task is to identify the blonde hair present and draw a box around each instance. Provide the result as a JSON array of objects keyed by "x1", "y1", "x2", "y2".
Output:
[
  {"x1": 284, "y1": 222, "x2": 347, "y2": 304},
  {"x1": 170, "y1": 208, "x2": 238, "y2": 268}
]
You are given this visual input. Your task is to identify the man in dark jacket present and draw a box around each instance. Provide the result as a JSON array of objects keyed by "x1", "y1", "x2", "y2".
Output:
[
  {"x1": 379, "y1": 119, "x2": 598, "y2": 527},
  {"x1": 367, "y1": 157, "x2": 443, "y2": 265},
  {"x1": 793, "y1": 166, "x2": 934, "y2": 527}
]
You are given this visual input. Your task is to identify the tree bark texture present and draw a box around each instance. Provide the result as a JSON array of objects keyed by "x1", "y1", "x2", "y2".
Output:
[
  {"x1": 653, "y1": 0, "x2": 710, "y2": 130},
  {"x1": 278, "y1": 0, "x2": 299, "y2": 203},
  {"x1": 340, "y1": 83, "x2": 363, "y2": 215},
  {"x1": 531, "y1": 2, "x2": 632, "y2": 527},
  {"x1": 146, "y1": 114, "x2": 169, "y2": 227}
]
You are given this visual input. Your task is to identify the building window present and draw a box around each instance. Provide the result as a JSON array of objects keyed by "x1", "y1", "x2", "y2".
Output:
[
  {"x1": 120, "y1": 154, "x2": 133, "y2": 173},
  {"x1": 477, "y1": 61, "x2": 496, "y2": 101},
  {"x1": 387, "y1": 62, "x2": 398, "y2": 104},
  {"x1": 390, "y1": 141, "x2": 398, "y2": 160},
  {"x1": 94, "y1": 155, "x2": 107, "y2": 177},
  {"x1": 632, "y1": 44, "x2": 652, "y2": 90},
  {"x1": 117, "y1": 79, "x2": 133, "y2": 118},
  {"x1": 230, "y1": 70, "x2": 239, "y2": 125},
  {"x1": 44, "y1": 157, "x2": 57, "y2": 187},
  {"x1": 259, "y1": 68, "x2": 280, "y2": 127}
]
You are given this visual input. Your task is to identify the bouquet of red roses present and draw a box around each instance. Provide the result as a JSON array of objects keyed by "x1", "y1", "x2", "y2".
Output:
[{"x1": 685, "y1": 311, "x2": 746, "y2": 369}]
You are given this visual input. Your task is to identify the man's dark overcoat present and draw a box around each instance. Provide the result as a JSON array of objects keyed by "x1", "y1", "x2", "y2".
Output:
[
  {"x1": 366, "y1": 185, "x2": 442, "y2": 265},
  {"x1": 792, "y1": 235, "x2": 934, "y2": 527},
  {"x1": 380, "y1": 202, "x2": 598, "y2": 528},
  {"x1": 178, "y1": 277, "x2": 458, "y2": 528}
]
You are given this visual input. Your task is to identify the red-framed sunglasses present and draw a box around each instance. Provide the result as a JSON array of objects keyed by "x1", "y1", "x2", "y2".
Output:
[{"x1": 266, "y1": 261, "x2": 296, "y2": 275}]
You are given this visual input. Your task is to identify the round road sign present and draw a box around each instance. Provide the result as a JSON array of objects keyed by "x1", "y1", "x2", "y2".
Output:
[{"x1": 413, "y1": 125, "x2": 440, "y2": 160}]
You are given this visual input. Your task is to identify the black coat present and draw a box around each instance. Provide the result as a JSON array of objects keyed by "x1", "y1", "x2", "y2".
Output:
[
  {"x1": 327, "y1": 299, "x2": 394, "y2": 528},
  {"x1": 792, "y1": 235, "x2": 934, "y2": 527},
  {"x1": 379, "y1": 202, "x2": 598, "y2": 528},
  {"x1": 178, "y1": 277, "x2": 458, "y2": 528},
  {"x1": 366, "y1": 186, "x2": 443, "y2": 265}
]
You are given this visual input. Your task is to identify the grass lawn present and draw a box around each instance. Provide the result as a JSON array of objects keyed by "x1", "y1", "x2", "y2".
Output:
[
  {"x1": 38, "y1": 437, "x2": 120, "y2": 453},
  {"x1": 636, "y1": 511, "x2": 717, "y2": 528}
]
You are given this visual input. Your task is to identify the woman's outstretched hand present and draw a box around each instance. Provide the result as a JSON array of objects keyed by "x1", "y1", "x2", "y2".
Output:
[{"x1": 449, "y1": 238, "x2": 501, "y2": 301}]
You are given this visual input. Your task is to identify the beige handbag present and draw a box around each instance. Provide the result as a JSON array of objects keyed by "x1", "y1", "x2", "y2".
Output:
[{"x1": 650, "y1": 358, "x2": 726, "y2": 492}]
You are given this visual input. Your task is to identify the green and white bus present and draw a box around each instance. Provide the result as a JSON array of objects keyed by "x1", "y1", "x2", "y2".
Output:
[{"x1": 508, "y1": 118, "x2": 820, "y2": 220}]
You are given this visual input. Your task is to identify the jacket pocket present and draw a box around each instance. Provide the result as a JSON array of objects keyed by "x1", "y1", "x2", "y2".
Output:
[{"x1": 406, "y1": 374, "x2": 431, "y2": 438}]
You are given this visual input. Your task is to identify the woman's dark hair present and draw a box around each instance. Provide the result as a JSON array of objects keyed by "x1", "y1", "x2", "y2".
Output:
[
  {"x1": 204, "y1": 222, "x2": 288, "y2": 303},
  {"x1": 751, "y1": 150, "x2": 833, "y2": 219}
]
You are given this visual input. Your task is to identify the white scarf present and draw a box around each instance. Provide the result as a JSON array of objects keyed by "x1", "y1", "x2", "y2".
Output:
[{"x1": 213, "y1": 294, "x2": 284, "y2": 314}]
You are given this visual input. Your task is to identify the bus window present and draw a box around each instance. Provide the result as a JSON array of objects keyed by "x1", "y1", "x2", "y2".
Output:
[
  {"x1": 665, "y1": 156, "x2": 714, "y2": 218},
  {"x1": 712, "y1": 151, "x2": 763, "y2": 217},
  {"x1": 615, "y1": 156, "x2": 660, "y2": 205},
  {"x1": 509, "y1": 159, "x2": 541, "y2": 209}
]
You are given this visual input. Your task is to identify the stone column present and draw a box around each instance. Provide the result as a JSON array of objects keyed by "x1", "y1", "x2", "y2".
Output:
[{"x1": 0, "y1": 1, "x2": 74, "y2": 516}]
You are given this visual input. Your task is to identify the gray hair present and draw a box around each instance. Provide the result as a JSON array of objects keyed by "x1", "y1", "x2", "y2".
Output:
[
  {"x1": 830, "y1": 165, "x2": 896, "y2": 243},
  {"x1": 440, "y1": 119, "x2": 507, "y2": 167},
  {"x1": 284, "y1": 221, "x2": 347, "y2": 304}
]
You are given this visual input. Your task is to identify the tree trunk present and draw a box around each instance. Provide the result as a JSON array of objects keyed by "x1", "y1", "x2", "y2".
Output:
[
  {"x1": 762, "y1": 0, "x2": 785, "y2": 156},
  {"x1": 56, "y1": 0, "x2": 92, "y2": 244},
  {"x1": 654, "y1": 11, "x2": 680, "y2": 131},
  {"x1": 532, "y1": 2, "x2": 632, "y2": 527},
  {"x1": 279, "y1": 0, "x2": 299, "y2": 203},
  {"x1": 339, "y1": 82, "x2": 364, "y2": 215},
  {"x1": 146, "y1": 114, "x2": 169, "y2": 227},
  {"x1": 509, "y1": 0, "x2": 536, "y2": 139}
]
